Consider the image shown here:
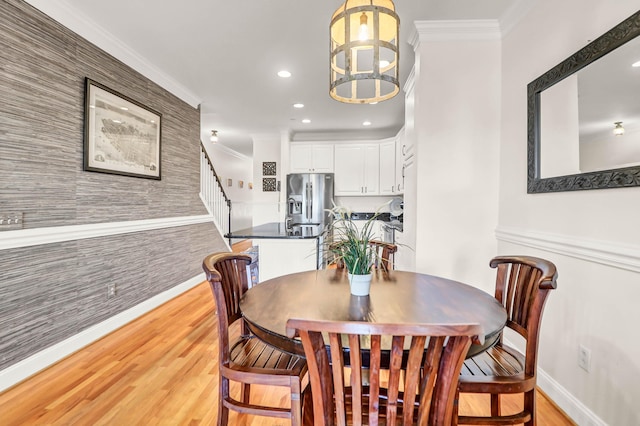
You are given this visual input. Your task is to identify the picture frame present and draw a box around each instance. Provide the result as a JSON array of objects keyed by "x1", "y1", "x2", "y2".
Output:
[
  {"x1": 84, "y1": 78, "x2": 162, "y2": 180},
  {"x1": 263, "y1": 178, "x2": 277, "y2": 192},
  {"x1": 262, "y1": 161, "x2": 276, "y2": 176}
]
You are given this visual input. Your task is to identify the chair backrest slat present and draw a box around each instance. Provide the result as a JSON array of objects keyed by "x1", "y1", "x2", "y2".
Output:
[
  {"x1": 490, "y1": 256, "x2": 558, "y2": 376},
  {"x1": 203, "y1": 252, "x2": 252, "y2": 364},
  {"x1": 287, "y1": 319, "x2": 483, "y2": 425}
]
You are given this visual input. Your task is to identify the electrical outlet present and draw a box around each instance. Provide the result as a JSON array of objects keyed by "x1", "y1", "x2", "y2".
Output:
[
  {"x1": 107, "y1": 283, "x2": 117, "y2": 299},
  {"x1": 578, "y1": 345, "x2": 591, "y2": 372}
]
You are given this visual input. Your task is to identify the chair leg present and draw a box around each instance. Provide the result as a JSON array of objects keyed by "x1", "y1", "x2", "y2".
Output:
[
  {"x1": 491, "y1": 393, "x2": 500, "y2": 417},
  {"x1": 524, "y1": 389, "x2": 536, "y2": 426},
  {"x1": 452, "y1": 389, "x2": 460, "y2": 425},
  {"x1": 302, "y1": 386, "x2": 314, "y2": 425},
  {"x1": 290, "y1": 378, "x2": 302, "y2": 426},
  {"x1": 218, "y1": 376, "x2": 230, "y2": 426}
]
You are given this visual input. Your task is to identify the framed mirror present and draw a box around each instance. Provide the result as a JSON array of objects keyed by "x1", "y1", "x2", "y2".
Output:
[{"x1": 527, "y1": 10, "x2": 640, "y2": 193}]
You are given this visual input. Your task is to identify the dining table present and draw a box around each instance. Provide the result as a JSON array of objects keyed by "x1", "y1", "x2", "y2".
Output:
[{"x1": 240, "y1": 268, "x2": 508, "y2": 358}]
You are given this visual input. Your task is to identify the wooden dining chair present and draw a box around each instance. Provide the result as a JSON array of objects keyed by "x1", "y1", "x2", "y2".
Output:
[
  {"x1": 456, "y1": 255, "x2": 558, "y2": 426},
  {"x1": 331, "y1": 240, "x2": 398, "y2": 271},
  {"x1": 203, "y1": 252, "x2": 308, "y2": 426},
  {"x1": 369, "y1": 240, "x2": 398, "y2": 271},
  {"x1": 286, "y1": 318, "x2": 484, "y2": 425}
]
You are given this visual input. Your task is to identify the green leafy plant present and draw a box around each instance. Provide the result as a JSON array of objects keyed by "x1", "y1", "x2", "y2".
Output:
[{"x1": 326, "y1": 205, "x2": 380, "y2": 275}]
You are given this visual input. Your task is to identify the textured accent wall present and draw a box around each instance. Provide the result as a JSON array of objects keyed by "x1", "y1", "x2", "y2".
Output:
[{"x1": 0, "y1": 0, "x2": 227, "y2": 370}]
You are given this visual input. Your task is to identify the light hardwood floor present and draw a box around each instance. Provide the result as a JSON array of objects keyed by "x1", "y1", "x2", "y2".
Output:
[{"x1": 0, "y1": 275, "x2": 575, "y2": 425}]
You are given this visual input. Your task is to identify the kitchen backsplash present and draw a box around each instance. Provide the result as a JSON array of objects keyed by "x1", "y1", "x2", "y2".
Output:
[{"x1": 334, "y1": 196, "x2": 401, "y2": 214}]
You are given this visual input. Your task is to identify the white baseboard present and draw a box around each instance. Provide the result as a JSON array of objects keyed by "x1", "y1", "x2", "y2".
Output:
[
  {"x1": 537, "y1": 368, "x2": 606, "y2": 426},
  {"x1": 0, "y1": 273, "x2": 205, "y2": 393},
  {"x1": 502, "y1": 338, "x2": 606, "y2": 425}
]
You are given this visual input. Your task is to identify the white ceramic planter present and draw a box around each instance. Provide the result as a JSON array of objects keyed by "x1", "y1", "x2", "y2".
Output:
[{"x1": 348, "y1": 273, "x2": 372, "y2": 296}]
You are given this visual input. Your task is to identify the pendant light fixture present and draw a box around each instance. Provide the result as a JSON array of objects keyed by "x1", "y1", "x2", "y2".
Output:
[
  {"x1": 330, "y1": 0, "x2": 400, "y2": 104},
  {"x1": 210, "y1": 130, "x2": 218, "y2": 143}
]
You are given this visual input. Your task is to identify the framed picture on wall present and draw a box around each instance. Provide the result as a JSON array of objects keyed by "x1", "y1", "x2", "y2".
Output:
[
  {"x1": 262, "y1": 161, "x2": 276, "y2": 176},
  {"x1": 263, "y1": 178, "x2": 277, "y2": 191},
  {"x1": 84, "y1": 78, "x2": 162, "y2": 180}
]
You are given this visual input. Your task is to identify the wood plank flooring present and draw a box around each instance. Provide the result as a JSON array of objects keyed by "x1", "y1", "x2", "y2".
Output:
[{"x1": 0, "y1": 274, "x2": 575, "y2": 425}]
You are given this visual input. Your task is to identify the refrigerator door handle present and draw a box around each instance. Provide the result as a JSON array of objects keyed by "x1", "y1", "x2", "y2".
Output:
[{"x1": 305, "y1": 182, "x2": 312, "y2": 220}]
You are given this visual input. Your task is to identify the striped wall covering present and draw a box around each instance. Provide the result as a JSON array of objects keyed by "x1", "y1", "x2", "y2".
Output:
[{"x1": 0, "y1": 0, "x2": 227, "y2": 371}]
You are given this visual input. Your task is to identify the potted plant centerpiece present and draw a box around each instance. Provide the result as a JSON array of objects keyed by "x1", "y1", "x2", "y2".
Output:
[{"x1": 326, "y1": 205, "x2": 380, "y2": 296}]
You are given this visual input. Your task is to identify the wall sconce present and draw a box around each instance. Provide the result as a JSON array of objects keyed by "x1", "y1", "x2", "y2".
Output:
[
  {"x1": 329, "y1": 0, "x2": 400, "y2": 104},
  {"x1": 613, "y1": 122, "x2": 625, "y2": 136},
  {"x1": 210, "y1": 130, "x2": 218, "y2": 143}
]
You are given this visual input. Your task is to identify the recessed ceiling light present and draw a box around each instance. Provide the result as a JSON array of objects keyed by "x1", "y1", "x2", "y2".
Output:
[
  {"x1": 632, "y1": 60, "x2": 640, "y2": 68},
  {"x1": 363, "y1": 121, "x2": 372, "y2": 126},
  {"x1": 293, "y1": 103, "x2": 304, "y2": 108},
  {"x1": 302, "y1": 119, "x2": 311, "y2": 124},
  {"x1": 278, "y1": 70, "x2": 292, "y2": 78}
]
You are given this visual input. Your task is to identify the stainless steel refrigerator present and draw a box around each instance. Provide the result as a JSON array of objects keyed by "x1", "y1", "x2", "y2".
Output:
[{"x1": 286, "y1": 173, "x2": 334, "y2": 226}]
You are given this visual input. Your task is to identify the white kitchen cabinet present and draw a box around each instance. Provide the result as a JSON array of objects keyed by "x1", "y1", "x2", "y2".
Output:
[
  {"x1": 334, "y1": 144, "x2": 380, "y2": 195},
  {"x1": 290, "y1": 144, "x2": 334, "y2": 173},
  {"x1": 379, "y1": 139, "x2": 396, "y2": 195},
  {"x1": 255, "y1": 238, "x2": 318, "y2": 282}
]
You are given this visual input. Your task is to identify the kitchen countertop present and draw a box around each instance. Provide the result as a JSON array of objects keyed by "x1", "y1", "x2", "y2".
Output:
[{"x1": 225, "y1": 222, "x2": 325, "y2": 239}]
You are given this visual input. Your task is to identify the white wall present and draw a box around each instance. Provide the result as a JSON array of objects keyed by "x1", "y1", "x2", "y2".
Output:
[
  {"x1": 580, "y1": 124, "x2": 640, "y2": 172},
  {"x1": 203, "y1": 140, "x2": 253, "y2": 232},
  {"x1": 410, "y1": 22, "x2": 502, "y2": 293},
  {"x1": 499, "y1": 1, "x2": 640, "y2": 424},
  {"x1": 252, "y1": 133, "x2": 286, "y2": 225}
]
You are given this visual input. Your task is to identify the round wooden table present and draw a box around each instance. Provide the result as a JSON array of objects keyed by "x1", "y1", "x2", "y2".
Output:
[{"x1": 240, "y1": 268, "x2": 507, "y2": 358}]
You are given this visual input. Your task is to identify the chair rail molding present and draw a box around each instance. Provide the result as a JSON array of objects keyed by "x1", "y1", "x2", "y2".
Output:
[
  {"x1": 0, "y1": 215, "x2": 212, "y2": 251},
  {"x1": 495, "y1": 226, "x2": 640, "y2": 273}
]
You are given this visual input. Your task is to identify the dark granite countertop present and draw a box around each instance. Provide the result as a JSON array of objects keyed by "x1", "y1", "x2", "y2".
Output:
[{"x1": 225, "y1": 222, "x2": 324, "y2": 239}]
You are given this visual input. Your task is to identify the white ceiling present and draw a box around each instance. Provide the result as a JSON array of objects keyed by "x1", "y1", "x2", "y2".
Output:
[{"x1": 55, "y1": 0, "x2": 516, "y2": 156}]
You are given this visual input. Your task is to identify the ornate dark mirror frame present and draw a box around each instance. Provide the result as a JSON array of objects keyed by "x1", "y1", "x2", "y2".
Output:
[{"x1": 527, "y1": 10, "x2": 640, "y2": 193}]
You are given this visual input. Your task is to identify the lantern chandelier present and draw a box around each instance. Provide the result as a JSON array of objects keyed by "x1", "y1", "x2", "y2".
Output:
[{"x1": 330, "y1": 0, "x2": 400, "y2": 104}]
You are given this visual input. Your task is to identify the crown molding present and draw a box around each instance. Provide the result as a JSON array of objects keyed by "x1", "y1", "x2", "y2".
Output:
[
  {"x1": 207, "y1": 141, "x2": 252, "y2": 161},
  {"x1": 23, "y1": 0, "x2": 201, "y2": 108},
  {"x1": 412, "y1": 19, "x2": 502, "y2": 45}
]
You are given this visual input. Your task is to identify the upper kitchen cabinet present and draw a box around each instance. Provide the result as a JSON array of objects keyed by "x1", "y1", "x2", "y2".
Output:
[
  {"x1": 290, "y1": 143, "x2": 334, "y2": 173},
  {"x1": 334, "y1": 144, "x2": 380, "y2": 196},
  {"x1": 379, "y1": 139, "x2": 396, "y2": 195}
]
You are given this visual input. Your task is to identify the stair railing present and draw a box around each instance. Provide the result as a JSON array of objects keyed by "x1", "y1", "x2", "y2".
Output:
[{"x1": 200, "y1": 143, "x2": 231, "y2": 241}]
